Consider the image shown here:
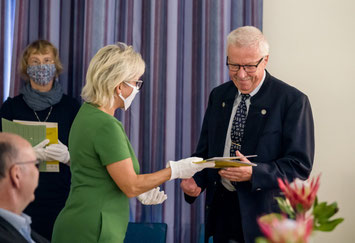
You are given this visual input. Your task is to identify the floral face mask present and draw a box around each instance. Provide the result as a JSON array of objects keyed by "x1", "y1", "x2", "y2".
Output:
[{"x1": 27, "y1": 64, "x2": 56, "y2": 86}]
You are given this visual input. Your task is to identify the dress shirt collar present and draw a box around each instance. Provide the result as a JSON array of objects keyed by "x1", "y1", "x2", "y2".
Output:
[
  {"x1": 0, "y1": 208, "x2": 33, "y2": 242},
  {"x1": 237, "y1": 70, "x2": 266, "y2": 97}
]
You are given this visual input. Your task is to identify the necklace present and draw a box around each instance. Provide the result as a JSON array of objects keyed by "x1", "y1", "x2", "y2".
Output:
[{"x1": 33, "y1": 106, "x2": 53, "y2": 122}]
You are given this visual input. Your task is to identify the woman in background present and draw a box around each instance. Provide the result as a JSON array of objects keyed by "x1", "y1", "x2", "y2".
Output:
[
  {"x1": 0, "y1": 40, "x2": 80, "y2": 240},
  {"x1": 51, "y1": 43, "x2": 214, "y2": 243}
]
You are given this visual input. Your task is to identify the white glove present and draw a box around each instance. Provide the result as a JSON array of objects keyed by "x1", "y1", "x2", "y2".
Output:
[
  {"x1": 167, "y1": 157, "x2": 215, "y2": 180},
  {"x1": 45, "y1": 140, "x2": 70, "y2": 164},
  {"x1": 33, "y1": 139, "x2": 50, "y2": 161},
  {"x1": 137, "y1": 187, "x2": 168, "y2": 205}
]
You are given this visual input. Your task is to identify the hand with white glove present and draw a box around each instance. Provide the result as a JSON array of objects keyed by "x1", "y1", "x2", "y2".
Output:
[
  {"x1": 33, "y1": 139, "x2": 50, "y2": 161},
  {"x1": 45, "y1": 140, "x2": 70, "y2": 164},
  {"x1": 137, "y1": 187, "x2": 168, "y2": 205},
  {"x1": 167, "y1": 157, "x2": 215, "y2": 180}
]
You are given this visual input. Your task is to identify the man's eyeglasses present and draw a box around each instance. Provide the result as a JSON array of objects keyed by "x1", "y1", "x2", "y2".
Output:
[
  {"x1": 226, "y1": 57, "x2": 264, "y2": 73},
  {"x1": 14, "y1": 160, "x2": 40, "y2": 169},
  {"x1": 124, "y1": 80, "x2": 144, "y2": 90}
]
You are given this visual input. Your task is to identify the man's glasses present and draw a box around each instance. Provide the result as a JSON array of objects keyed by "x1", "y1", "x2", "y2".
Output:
[
  {"x1": 124, "y1": 80, "x2": 144, "y2": 90},
  {"x1": 14, "y1": 159, "x2": 40, "y2": 169},
  {"x1": 226, "y1": 57, "x2": 264, "y2": 73}
]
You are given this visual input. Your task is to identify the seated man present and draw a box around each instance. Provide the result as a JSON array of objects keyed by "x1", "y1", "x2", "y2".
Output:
[{"x1": 0, "y1": 132, "x2": 49, "y2": 243}]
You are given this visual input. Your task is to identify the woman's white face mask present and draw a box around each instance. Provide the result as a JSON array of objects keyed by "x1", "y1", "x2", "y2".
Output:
[{"x1": 119, "y1": 82, "x2": 139, "y2": 111}]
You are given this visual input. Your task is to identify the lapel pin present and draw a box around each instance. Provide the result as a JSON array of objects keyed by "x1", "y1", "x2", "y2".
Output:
[
  {"x1": 222, "y1": 102, "x2": 225, "y2": 107},
  {"x1": 261, "y1": 109, "x2": 267, "y2": 115}
]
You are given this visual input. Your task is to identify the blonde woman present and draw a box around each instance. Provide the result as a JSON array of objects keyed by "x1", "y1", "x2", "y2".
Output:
[{"x1": 51, "y1": 43, "x2": 214, "y2": 243}]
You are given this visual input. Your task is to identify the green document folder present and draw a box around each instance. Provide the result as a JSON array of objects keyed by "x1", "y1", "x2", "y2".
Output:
[{"x1": 1, "y1": 118, "x2": 46, "y2": 146}]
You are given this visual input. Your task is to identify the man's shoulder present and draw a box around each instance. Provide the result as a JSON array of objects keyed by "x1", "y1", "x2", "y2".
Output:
[
  {"x1": 0, "y1": 216, "x2": 26, "y2": 243},
  {"x1": 0, "y1": 216, "x2": 49, "y2": 243},
  {"x1": 264, "y1": 72, "x2": 307, "y2": 98}
]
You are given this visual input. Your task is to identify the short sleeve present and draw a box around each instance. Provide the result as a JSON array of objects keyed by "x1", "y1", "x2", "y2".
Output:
[{"x1": 94, "y1": 119, "x2": 132, "y2": 166}]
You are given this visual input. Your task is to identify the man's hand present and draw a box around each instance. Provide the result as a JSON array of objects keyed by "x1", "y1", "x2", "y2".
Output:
[
  {"x1": 180, "y1": 178, "x2": 201, "y2": 197},
  {"x1": 218, "y1": 151, "x2": 253, "y2": 182}
]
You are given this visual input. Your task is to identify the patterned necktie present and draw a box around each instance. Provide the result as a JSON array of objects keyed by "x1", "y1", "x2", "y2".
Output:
[{"x1": 230, "y1": 94, "x2": 250, "y2": 156}]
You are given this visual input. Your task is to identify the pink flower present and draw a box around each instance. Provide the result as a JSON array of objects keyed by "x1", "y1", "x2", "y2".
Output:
[
  {"x1": 277, "y1": 175, "x2": 320, "y2": 213},
  {"x1": 258, "y1": 214, "x2": 313, "y2": 243}
]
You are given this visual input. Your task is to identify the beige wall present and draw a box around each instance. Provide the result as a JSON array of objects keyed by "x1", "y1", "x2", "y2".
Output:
[{"x1": 263, "y1": 1, "x2": 355, "y2": 242}]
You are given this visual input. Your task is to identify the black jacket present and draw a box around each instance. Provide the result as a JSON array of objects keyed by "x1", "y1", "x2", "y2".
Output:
[
  {"x1": 185, "y1": 71, "x2": 315, "y2": 243},
  {"x1": 0, "y1": 216, "x2": 50, "y2": 243}
]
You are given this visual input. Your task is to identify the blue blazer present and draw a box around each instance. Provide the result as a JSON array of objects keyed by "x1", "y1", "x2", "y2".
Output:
[{"x1": 185, "y1": 71, "x2": 315, "y2": 243}]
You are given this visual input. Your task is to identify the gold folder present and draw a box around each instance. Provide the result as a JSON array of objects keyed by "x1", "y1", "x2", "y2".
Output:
[{"x1": 193, "y1": 155, "x2": 257, "y2": 168}]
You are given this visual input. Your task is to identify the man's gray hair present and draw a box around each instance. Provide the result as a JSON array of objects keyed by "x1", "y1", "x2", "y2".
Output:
[
  {"x1": 227, "y1": 26, "x2": 269, "y2": 56},
  {"x1": 0, "y1": 140, "x2": 18, "y2": 179}
]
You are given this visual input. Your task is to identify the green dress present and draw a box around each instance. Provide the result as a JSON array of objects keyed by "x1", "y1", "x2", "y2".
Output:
[{"x1": 52, "y1": 103, "x2": 140, "y2": 243}]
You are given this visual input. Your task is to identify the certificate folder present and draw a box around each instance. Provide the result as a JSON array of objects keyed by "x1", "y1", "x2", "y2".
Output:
[
  {"x1": 1, "y1": 118, "x2": 46, "y2": 146},
  {"x1": 2, "y1": 118, "x2": 60, "y2": 172},
  {"x1": 194, "y1": 155, "x2": 257, "y2": 168}
]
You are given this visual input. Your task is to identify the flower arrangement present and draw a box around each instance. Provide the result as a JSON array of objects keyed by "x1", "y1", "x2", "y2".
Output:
[{"x1": 256, "y1": 175, "x2": 344, "y2": 243}]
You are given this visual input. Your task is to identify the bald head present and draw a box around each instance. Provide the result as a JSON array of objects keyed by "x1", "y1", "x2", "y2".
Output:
[
  {"x1": 0, "y1": 133, "x2": 34, "y2": 179},
  {"x1": 0, "y1": 133, "x2": 39, "y2": 214}
]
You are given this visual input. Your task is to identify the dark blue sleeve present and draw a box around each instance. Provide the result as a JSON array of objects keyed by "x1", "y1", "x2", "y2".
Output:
[{"x1": 251, "y1": 94, "x2": 315, "y2": 191}]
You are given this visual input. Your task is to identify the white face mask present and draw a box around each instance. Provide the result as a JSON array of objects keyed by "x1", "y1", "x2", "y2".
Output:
[{"x1": 119, "y1": 82, "x2": 139, "y2": 111}]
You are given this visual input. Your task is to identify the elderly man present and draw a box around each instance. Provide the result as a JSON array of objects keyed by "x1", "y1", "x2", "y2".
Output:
[
  {"x1": 181, "y1": 26, "x2": 314, "y2": 243},
  {"x1": 0, "y1": 132, "x2": 49, "y2": 243}
]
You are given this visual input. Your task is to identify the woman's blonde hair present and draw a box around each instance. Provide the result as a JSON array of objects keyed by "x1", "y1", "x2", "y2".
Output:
[
  {"x1": 81, "y1": 42, "x2": 145, "y2": 108},
  {"x1": 20, "y1": 40, "x2": 63, "y2": 81}
]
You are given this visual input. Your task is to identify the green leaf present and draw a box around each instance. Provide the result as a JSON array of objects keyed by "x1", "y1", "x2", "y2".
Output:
[
  {"x1": 275, "y1": 197, "x2": 295, "y2": 218},
  {"x1": 314, "y1": 218, "x2": 344, "y2": 232},
  {"x1": 255, "y1": 237, "x2": 270, "y2": 243},
  {"x1": 313, "y1": 199, "x2": 344, "y2": 232},
  {"x1": 313, "y1": 201, "x2": 339, "y2": 223}
]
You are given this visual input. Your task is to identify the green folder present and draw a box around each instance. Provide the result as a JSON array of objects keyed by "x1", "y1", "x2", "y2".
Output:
[{"x1": 1, "y1": 118, "x2": 46, "y2": 146}]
